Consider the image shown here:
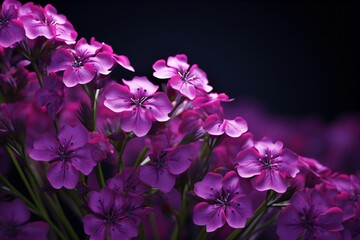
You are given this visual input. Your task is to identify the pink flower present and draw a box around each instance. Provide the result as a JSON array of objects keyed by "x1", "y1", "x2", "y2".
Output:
[
  {"x1": 193, "y1": 171, "x2": 253, "y2": 232},
  {"x1": 104, "y1": 76, "x2": 172, "y2": 137},
  {"x1": 153, "y1": 54, "x2": 212, "y2": 100},
  {"x1": 203, "y1": 113, "x2": 248, "y2": 138},
  {"x1": 235, "y1": 139, "x2": 299, "y2": 193},
  {"x1": 47, "y1": 38, "x2": 113, "y2": 87},
  {"x1": 0, "y1": 0, "x2": 25, "y2": 47},
  {"x1": 18, "y1": 3, "x2": 77, "y2": 44}
]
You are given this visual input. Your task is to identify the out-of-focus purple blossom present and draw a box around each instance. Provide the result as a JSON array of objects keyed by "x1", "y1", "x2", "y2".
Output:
[
  {"x1": 0, "y1": 199, "x2": 49, "y2": 240},
  {"x1": 107, "y1": 167, "x2": 148, "y2": 196},
  {"x1": 104, "y1": 76, "x2": 172, "y2": 137},
  {"x1": 153, "y1": 54, "x2": 212, "y2": 100},
  {"x1": 193, "y1": 171, "x2": 253, "y2": 232},
  {"x1": 0, "y1": 0, "x2": 25, "y2": 48},
  {"x1": 18, "y1": 3, "x2": 77, "y2": 44},
  {"x1": 277, "y1": 189, "x2": 344, "y2": 240},
  {"x1": 139, "y1": 142, "x2": 197, "y2": 193},
  {"x1": 47, "y1": 38, "x2": 113, "y2": 87},
  {"x1": 83, "y1": 187, "x2": 147, "y2": 240},
  {"x1": 235, "y1": 139, "x2": 299, "y2": 193},
  {"x1": 203, "y1": 113, "x2": 248, "y2": 138},
  {"x1": 29, "y1": 124, "x2": 96, "y2": 189},
  {"x1": 88, "y1": 132, "x2": 115, "y2": 162},
  {"x1": 35, "y1": 72, "x2": 64, "y2": 119},
  {"x1": 0, "y1": 46, "x2": 32, "y2": 100}
]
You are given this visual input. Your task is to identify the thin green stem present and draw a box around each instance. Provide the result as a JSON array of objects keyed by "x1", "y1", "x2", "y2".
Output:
[
  {"x1": 134, "y1": 147, "x2": 149, "y2": 167},
  {"x1": 96, "y1": 162, "x2": 106, "y2": 187},
  {"x1": 117, "y1": 136, "x2": 131, "y2": 172},
  {"x1": 171, "y1": 184, "x2": 189, "y2": 240},
  {"x1": 0, "y1": 173, "x2": 37, "y2": 211},
  {"x1": 149, "y1": 212, "x2": 160, "y2": 240},
  {"x1": 31, "y1": 61, "x2": 43, "y2": 87}
]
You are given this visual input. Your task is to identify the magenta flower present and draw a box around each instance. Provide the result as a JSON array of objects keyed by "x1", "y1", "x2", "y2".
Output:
[
  {"x1": 277, "y1": 189, "x2": 344, "y2": 240},
  {"x1": 153, "y1": 54, "x2": 212, "y2": 100},
  {"x1": 203, "y1": 113, "x2": 248, "y2": 138},
  {"x1": 235, "y1": 139, "x2": 299, "y2": 193},
  {"x1": 0, "y1": 0, "x2": 25, "y2": 47},
  {"x1": 193, "y1": 171, "x2": 253, "y2": 232},
  {"x1": 35, "y1": 72, "x2": 64, "y2": 119},
  {"x1": 104, "y1": 76, "x2": 172, "y2": 137},
  {"x1": 83, "y1": 188, "x2": 146, "y2": 240},
  {"x1": 18, "y1": 3, "x2": 77, "y2": 44},
  {"x1": 47, "y1": 38, "x2": 113, "y2": 87},
  {"x1": 90, "y1": 37, "x2": 134, "y2": 72},
  {"x1": 138, "y1": 143, "x2": 195, "y2": 193},
  {"x1": 0, "y1": 199, "x2": 49, "y2": 240},
  {"x1": 29, "y1": 124, "x2": 96, "y2": 189}
]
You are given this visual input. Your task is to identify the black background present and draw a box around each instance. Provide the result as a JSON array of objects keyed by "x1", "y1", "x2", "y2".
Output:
[{"x1": 34, "y1": 0, "x2": 359, "y2": 121}]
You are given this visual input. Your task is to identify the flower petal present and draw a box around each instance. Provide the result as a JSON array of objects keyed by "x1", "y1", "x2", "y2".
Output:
[
  {"x1": 167, "y1": 54, "x2": 189, "y2": 73},
  {"x1": 0, "y1": 199, "x2": 30, "y2": 224},
  {"x1": 235, "y1": 148, "x2": 263, "y2": 178},
  {"x1": 224, "y1": 117, "x2": 248, "y2": 138},
  {"x1": 21, "y1": 221, "x2": 50, "y2": 240},
  {"x1": 113, "y1": 54, "x2": 135, "y2": 72},
  {"x1": 87, "y1": 188, "x2": 114, "y2": 215},
  {"x1": 193, "y1": 202, "x2": 225, "y2": 232},
  {"x1": 62, "y1": 64, "x2": 95, "y2": 87},
  {"x1": 0, "y1": 19, "x2": 25, "y2": 47},
  {"x1": 194, "y1": 172, "x2": 223, "y2": 200},
  {"x1": 58, "y1": 124, "x2": 88, "y2": 150},
  {"x1": 226, "y1": 196, "x2": 253, "y2": 229},
  {"x1": 47, "y1": 48, "x2": 73, "y2": 73},
  {"x1": 83, "y1": 214, "x2": 106, "y2": 240},
  {"x1": 152, "y1": 59, "x2": 177, "y2": 79},
  {"x1": 29, "y1": 135, "x2": 58, "y2": 162},
  {"x1": 121, "y1": 109, "x2": 152, "y2": 137},
  {"x1": 139, "y1": 165, "x2": 175, "y2": 193},
  {"x1": 253, "y1": 169, "x2": 288, "y2": 193},
  {"x1": 144, "y1": 92, "x2": 172, "y2": 122},
  {"x1": 47, "y1": 161, "x2": 79, "y2": 189}
]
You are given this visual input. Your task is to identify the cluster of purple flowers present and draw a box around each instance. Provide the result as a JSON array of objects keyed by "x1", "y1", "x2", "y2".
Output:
[{"x1": 0, "y1": 0, "x2": 359, "y2": 239}]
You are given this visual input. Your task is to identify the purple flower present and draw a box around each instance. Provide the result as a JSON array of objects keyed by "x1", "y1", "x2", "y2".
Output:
[
  {"x1": 18, "y1": 3, "x2": 77, "y2": 44},
  {"x1": 138, "y1": 143, "x2": 196, "y2": 193},
  {"x1": 47, "y1": 38, "x2": 113, "y2": 87},
  {"x1": 277, "y1": 189, "x2": 344, "y2": 240},
  {"x1": 203, "y1": 113, "x2": 248, "y2": 138},
  {"x1": 90, "y1": 37, "x2": 134, "y2": 72},
  {"x1": 35, "y1": 72, "x2": 64, "y2": 119},
  {"x1": 0, "y1": 0, "x2": 25, "y2": 47},
  {"x1": 104, "y1": 76, "x2": 173, "y2": 137},
  {"x1": 153, "y1": 54, "x2": 212, "y2": 100},
  {"x1": 83, "y1": 188, "x2": 146, "y2": 240},
  {"x1": 235, "y1": 139, "x2": 299, "y2": 193},
  {"x1": 29, "y1": 124, "x2": 96, "y2": 189},
  {"x1": 193, "y1": 171, "x2": 253, "y2": 232},
  {"x1": 107, "y1": 167, "x2": 147, "y2": 195},
  {"x1": 0, "y1": 199, "x2": 49, "y2": 240}
]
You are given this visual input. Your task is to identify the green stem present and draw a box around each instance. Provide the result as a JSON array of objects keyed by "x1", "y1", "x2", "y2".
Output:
[
  {"x1": 171, "y1": 184, "x2": 189, "y2": 240},
  {"x1": 0, "y1": 173, "x2": 37, "y2": 211},
  {"x1": 117, "y1": 136, "x2": 131, "y2": 172},
  {"x1": 242, "y1": 211, "x2": 279, "y2": 239},
  {"x1": 149, "y1": 212, "x2": 160, "y2": 240},
  {"x1": 31, "y1": 60, "x2": 43, "y2": 87},
  {"x1": 5, "y1": 146, "x2": 67, "y2": 240},
  {"x1": 134, "y1": 147, "x2": 149, "y2": 167},
  {"x1": 49, "y1": 193, "x2": 80, "y2": 240},
  {"x1": 96, "y1": 162, "x2": 106, "y2": 187}
]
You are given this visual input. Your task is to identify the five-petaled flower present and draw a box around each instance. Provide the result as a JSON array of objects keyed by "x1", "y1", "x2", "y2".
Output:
[
  {"x1": 104, "y1": 76, "x2": 173, "y2": 137},
  {"x1": 153, "y1": 54, "x2": 212, "y2": 100},
  {"x1": 47, "y1": 38, "x2": 114, "y2": 87},
  {"x1": 193, "y1": 171, "x2": 253, "y2": 232},
  {"x1": 29, "y1": 124, "x2": 96, "y2": 189},
  {"x1": 235, "y1": 139, "x2": 299, "y2": 193},
  {"x1": 0, "y1": 0, "x2": 25, "y2": 47},
  {"x1": 277, "y1": 189, "x2": 344, "y2": 240}
]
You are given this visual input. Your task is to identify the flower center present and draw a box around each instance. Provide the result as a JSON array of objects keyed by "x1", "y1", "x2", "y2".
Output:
[
  {"x1": 0, "y1": 18, "x2": 9, "y2": 28},
  {"x1": 72, "y1": 56, "x2": 84, "y2": 67},
  {"x1": 131, "y1": 96, "x2": 148, "y2": 108},
  {"x1": 259, "y1": 153, "x2": 276, "y2": 170},
  {"x1": 178, "y1": 71, "x2": 196, "y2": 83},
  {"x1": 57, "y1": 141, "x2": 73, "y2": 161}
]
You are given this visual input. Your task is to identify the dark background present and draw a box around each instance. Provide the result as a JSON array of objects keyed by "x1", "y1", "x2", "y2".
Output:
[{"x1": 34, "y1": 0, "x2": 359, "y2": 121}]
